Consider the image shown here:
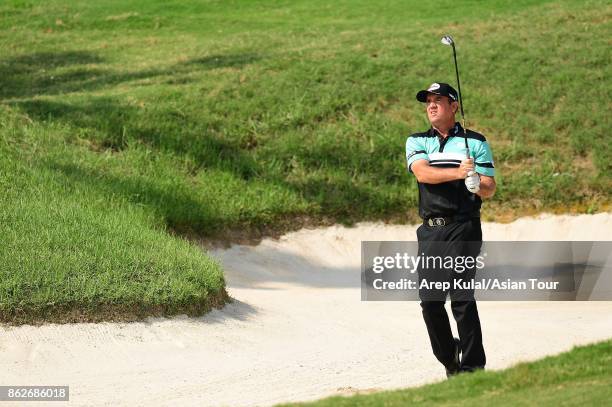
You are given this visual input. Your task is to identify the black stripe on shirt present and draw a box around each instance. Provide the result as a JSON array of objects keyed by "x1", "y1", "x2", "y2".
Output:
[
  {"x1": 430, "y1": 161, "x2": 460, "y2": 167},
  {"x1": 407, "y1": 150, "x2": 427, "y2": 160}
]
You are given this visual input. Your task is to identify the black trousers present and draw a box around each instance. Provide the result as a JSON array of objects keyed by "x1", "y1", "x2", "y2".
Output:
[{"x1": 416, "y1": 218, "x2": 486, "y2": 371}]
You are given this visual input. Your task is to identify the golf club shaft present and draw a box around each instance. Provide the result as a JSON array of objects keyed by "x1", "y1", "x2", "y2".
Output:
[
  {"x1": 451, "y1": 44, "x2": 465, "y2": 127},
  {"x1": 450, "y1": 43, "x2": 469, "y2": 158}
]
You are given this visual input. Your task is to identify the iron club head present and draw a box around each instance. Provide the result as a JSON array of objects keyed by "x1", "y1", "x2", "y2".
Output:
[{"x1": 441, "y1": 35, "x2": 454, "y2": 46}]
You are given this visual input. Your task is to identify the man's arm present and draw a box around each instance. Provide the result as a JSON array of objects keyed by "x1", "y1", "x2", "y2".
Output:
[
  {"x1": 477, "y1": 175, "x2": 496, "y2": 199},
  {"x1": 411, "y1": 158, "x2": 472, "y2": 184},
  {"x1": 472, "y1": 138, "x2": 496, "y2": 197}
]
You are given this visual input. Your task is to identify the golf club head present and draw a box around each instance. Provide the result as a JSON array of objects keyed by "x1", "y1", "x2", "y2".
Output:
[{"x1": 441, "y1": 35, "x2": 454, "y2": 46}]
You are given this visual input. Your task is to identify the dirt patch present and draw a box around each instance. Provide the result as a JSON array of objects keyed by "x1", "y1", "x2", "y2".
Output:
[{"x1": 0, "y1": 288, "x2": 230, "y2": 326}]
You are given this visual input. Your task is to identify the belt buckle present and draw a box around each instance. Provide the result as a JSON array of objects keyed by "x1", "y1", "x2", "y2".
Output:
[{"x1": 428, "y1": 217, "x2": 445, "y2": 227}]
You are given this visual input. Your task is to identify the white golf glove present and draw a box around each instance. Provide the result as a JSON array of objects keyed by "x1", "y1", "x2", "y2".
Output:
[{"x1": 465, "y1": 171, "x2": 480, "y2": 194}]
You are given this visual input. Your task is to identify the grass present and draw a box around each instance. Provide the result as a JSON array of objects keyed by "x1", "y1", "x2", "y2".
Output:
[
  {"x1": 0, "y1": 109, "x2": 228, "y2": 324},
  {"x1": 0, "y1": 0, "x2": 610, "y2": 322},
  {"x1": 278, "y1": 339, "x2": 612, "y2": 406}
]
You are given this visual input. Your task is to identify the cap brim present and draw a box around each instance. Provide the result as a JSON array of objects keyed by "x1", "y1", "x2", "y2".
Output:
[
  {"x1": 416, "y1": 90, "x2": 435, "y2": 102},
  {"x1": 416, "y1": 90, "x2": 457, "y2": 102}
]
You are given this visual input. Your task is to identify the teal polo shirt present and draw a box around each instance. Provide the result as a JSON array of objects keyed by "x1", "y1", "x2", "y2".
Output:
[{"x1": 405, "y1": 122, "x2": 495, "y2": 219}]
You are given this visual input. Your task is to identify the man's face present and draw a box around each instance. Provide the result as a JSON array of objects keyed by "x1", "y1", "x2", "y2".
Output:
[{"x1": 425, "y1": 93, "x2": 457, "y2": 126}]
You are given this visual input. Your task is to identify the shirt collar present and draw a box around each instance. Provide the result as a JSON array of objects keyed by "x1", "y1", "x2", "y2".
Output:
[{"x1": 428, "y1": 122, "x2": 463, "y2": 138}]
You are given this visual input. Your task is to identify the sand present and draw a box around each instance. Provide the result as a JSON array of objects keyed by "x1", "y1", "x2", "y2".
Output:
[{"x1": 2, "y1": 213, "x2": 611, "y2": 406}]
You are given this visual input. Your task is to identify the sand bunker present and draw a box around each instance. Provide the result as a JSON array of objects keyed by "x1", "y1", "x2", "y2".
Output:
[{"x1": 2, "y1": 213, "x2": 611, "y2": 406}]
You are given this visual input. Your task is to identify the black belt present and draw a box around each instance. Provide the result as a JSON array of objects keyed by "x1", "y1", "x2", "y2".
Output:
[{"x1": 424, "y1": 213, "x2": 479, "y2": 227}]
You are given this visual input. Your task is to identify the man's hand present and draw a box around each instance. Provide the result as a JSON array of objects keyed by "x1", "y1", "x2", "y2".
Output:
[
  {"x1": 465, "y1": 171, "x2": 480, "y2": 193},
  {"x1": 457, "y1": 158, "x2": 474, "y2": 179}
]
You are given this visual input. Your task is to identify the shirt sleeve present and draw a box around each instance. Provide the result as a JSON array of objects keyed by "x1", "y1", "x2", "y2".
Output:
[
  {"x1": 473, "y1": 140, "x2": 495, "y2": 177},
  {"x1": 406, "y1": 136, "x2": 428, "y2": 173}
]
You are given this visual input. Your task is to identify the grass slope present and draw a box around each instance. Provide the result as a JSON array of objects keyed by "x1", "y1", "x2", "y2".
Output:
[
  {"x1": 0, "y1": 0, "x2": 610, "y2": 322},
  {"x1": 0, "y1": 108, "x2": 227, "y2": 323},
  {"x1": 279, "y1": 339, "x2": 612, "y2": 406}
]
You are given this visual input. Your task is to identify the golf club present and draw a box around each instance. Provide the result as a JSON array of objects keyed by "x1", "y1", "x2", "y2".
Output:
[{"x1": 440, "y1": 34, "x2": 469, "y2": 158}]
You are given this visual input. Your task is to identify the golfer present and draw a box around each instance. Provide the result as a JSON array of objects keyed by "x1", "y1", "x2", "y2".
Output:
[{"x1": 405, "y1": 82, "x2": 496, "y2": 377}]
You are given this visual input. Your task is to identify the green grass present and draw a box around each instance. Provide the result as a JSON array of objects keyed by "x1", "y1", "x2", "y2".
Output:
[
  {"x1": 0, "y1": 109, "x2": 228, "y2": 323},
  {"x1": 279, "y1": 339, "x2": 612, "y2": 406},
  {"x1": 0, "y1": 0, "x2": 610, "y2": 322}
]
